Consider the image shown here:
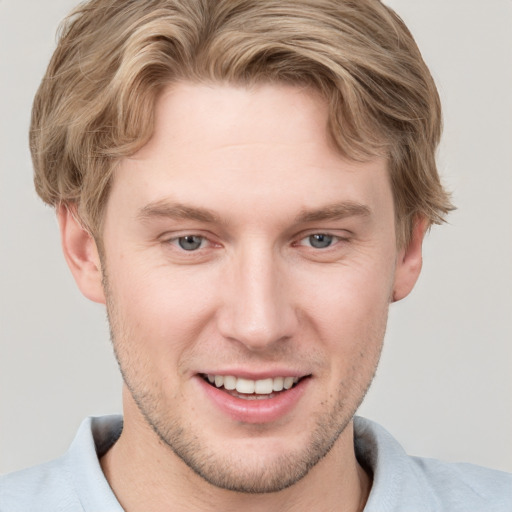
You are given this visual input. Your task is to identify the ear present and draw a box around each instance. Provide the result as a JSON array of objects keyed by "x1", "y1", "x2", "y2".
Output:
[
  {"x1": 57, "y1": 204, "x2": 106, "y2": 304},
  {"x1": 392, "y1": 217, "x2": 428, "y2": 302}
]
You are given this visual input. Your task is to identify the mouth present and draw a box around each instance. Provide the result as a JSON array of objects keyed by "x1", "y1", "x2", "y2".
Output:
[
  {"x1": 197, "y1": 372, "x2": 312, "y2": 423},
  {"x1": 199, "y1": 373, "x2": 309, "y2": 401}
]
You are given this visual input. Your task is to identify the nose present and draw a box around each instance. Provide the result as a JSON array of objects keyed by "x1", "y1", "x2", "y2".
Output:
[{"x1": 216, "y1": 243, "x2": 298, "y2": 351}]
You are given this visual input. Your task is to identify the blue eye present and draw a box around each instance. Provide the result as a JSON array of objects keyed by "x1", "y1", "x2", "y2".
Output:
[
  {"x1": 177, "y1": 235, "x2": 204, "y2": 251},
  {"x1": 307, "y1": 234, "x2": 334, "y2": 249}
]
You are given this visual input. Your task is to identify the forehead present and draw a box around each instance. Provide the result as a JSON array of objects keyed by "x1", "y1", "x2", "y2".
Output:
[
  {"x1": 108, "y1": 82, "x2": 391, "y2": 227},
  {"x1": 134, "y1": 82, "x2": 341, "y2": 174}
]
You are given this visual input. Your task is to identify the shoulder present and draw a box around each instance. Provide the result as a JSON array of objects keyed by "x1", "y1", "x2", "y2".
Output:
[
  {"x1": 0, "y1": 416, "x2": 123, "y2": 512},
  {"x1": 410, "y1": 455, "x2": 512, "y2": 510},
  {"x1": 354, "y1": 417, "x2": 512, "y2": 512},
  {"x1": 0, "y1": 457, "x2": 80, "y2": 512}
]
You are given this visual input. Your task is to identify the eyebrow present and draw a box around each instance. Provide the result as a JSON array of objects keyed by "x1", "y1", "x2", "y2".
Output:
[
  {"x1": 137, "y1": 199, "x2": 371, "y2": 225},
  {"x1": 137, "y1": 201, "x2": 220, "y2": 224},
  {"x1": 295, "y1": 201, "x2": 372, "y2": 223}
]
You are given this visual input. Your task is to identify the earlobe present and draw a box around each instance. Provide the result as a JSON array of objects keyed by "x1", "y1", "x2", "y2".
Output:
[
  {"x1": 57, "y1": 204, "x2": 106, "y2": 304},
  {"x1": 392, "y1": 217, "x2": 428, "y2": 303}
]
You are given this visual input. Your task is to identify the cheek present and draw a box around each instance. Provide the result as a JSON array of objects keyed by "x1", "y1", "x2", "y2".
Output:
[
  {"x1": 291, "y1": 257, "x2": 394, "y2": 366},
  {"x1": 294, "y1": 256, "x2": 395, "y2": 322},
  {"x1": 107, "y1": 258, "x2": 219, "y2": 352}
]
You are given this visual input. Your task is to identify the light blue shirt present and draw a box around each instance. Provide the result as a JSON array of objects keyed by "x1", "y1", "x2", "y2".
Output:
[{"x1": 1, "y1": 415, "x2": 511, "y2": 511}]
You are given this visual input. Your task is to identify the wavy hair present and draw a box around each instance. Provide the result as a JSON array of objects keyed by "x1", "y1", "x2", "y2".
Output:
[{"x1": 31, "y1": 0, "x2": 454, "y2": 246}]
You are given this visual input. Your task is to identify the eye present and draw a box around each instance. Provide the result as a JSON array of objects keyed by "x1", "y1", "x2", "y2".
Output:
[
  {"x1": 302, "y1": 233, "x2": 336, "y2": 249},
  {"x1": 175, "y1": 235, "x2": 206, "y2": 251}
]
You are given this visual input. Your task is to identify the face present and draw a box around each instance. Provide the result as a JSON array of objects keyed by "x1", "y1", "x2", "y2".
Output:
[{"x1": 87, "y1": 82, "x2": 416, "y2": 493}]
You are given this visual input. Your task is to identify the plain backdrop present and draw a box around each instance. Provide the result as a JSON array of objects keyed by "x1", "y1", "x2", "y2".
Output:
[{"x1": 1, "y1": 0, "x2": 511, "y2": 475}]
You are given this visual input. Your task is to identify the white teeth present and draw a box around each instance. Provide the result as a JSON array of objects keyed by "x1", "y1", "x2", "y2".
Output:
[
  {"x1": 223, "y1": 375, "x2": 237, "y2": 390},
  {"x1": 236, "y1": 378, "x2": 255, "y2": 394},
  {"x1": 205, "y1": 374, "x2": 302, "y2": 394},
  {"x1": 273, "y1": 376, "x2": 284, "y2": 392},
  {"x1": 254, "y1": 378, "x2": 273, "y2": 395},
  {"x1": 283, "y1": 376, "x2": 294, "y2": 390}
]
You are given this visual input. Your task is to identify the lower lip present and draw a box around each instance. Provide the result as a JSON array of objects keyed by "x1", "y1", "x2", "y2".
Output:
[{"x1": 196, "y1": 376, "x2": 310, "y2": 424}]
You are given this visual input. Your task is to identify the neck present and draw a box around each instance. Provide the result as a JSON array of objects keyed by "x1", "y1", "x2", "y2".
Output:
[{"x1": 100, "y1": 397, "x2": 371, "y2": 512}]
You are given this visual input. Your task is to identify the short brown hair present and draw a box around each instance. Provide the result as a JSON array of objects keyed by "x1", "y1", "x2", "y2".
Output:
[{"x1": 31, "y1": 0, "x2": 454, "y2": 246}]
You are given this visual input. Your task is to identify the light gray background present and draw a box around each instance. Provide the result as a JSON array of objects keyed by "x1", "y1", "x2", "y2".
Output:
[{"x1": 1, "y1": 0, "x2": 511, "y2": 475}]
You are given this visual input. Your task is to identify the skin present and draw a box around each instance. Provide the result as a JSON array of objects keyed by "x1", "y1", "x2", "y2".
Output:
[{"x1": 59, "y1": 82, "x2": 425, "y2": 512}]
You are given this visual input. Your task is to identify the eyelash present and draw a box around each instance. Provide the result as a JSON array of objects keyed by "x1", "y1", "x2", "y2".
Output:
[
  {"x1": 167, "y1": 234, "x2": 215, "y2": 251},
  {"x1": 295, "y1": 233, "x2": 345, "y2": 250},
  {"x1": 165, "y1": 232, "x2": 347, "y2": 253}
]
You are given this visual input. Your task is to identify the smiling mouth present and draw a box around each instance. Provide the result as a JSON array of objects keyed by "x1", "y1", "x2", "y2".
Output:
[{"x1": 200, "y1": 374, "x2": 309, "y2": 400}]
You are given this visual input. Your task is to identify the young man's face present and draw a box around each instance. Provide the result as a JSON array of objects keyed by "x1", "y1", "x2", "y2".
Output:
[{"x1": 67, "y1": 82, "x2": 423, "y2": 493}]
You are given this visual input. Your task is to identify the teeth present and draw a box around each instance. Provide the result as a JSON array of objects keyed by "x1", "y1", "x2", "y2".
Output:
[
  {"x1": 205, "y1": 374, "x2": 302, "y2": 394},
  {"x1": 283, "y1": 377, "x2": 294, "y2": 390},
  {"x1": 223, "y1": 375, "x2": 237, "y2": 390},
  {"x1": 273, "y1": 376, "x2": 284, "y2": 392},
  {"x1": 254, "y1": 378, "x2": 273, "y2": 394},
  {"x1": 236, "y1": 378, "x2": 255, "y2": 394}
]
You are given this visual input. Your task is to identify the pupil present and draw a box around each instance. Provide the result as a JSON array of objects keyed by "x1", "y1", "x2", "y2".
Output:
[
  {"x1": 309, "y1": 234, "x2": 333, "y2": 249},
  {"x1": 178, "y1": 235, "x2": 202, "y2": 251}
]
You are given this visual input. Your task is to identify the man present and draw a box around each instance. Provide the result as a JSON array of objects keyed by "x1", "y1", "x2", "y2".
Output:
[{"x1": 1, "y1": 0, "x2": 510, "y2": 510}]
